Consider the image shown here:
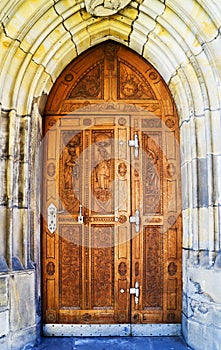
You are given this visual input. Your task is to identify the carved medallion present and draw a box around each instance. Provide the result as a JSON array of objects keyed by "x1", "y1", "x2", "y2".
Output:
[
  {"x1": 168, "y1": 262, "x2": 177, "y2": 276},
  {"x1": 84, "y1": 0, "x2": 131, "y2": 17},
  {"x1": 82, "y1": 313, "x2": 92, "y2": 322},
  {"x1": 47, "y1": 162, "x2": 56, "y2": 177},
  {"x1": 118, "y1": 117, "x2": 127, "y2": 125},
  {"x1": 118, "y1": 215, "x2": 127, "y2": 223},
  {"x1": 46, "y1": 261, "x2": 55, "y2": 276},
  {"x1": 118, "y1": 162, "x2": 127, "y2": 176},
  {"x1": 65, "y1": 73, "x2": 74, "y2": 82},
  {"x1": 118, "y1": 262, "x2": 127, "y2": 276},
  {"x1": 83, "y1": 118, "x2": 92, "y2": 126},
  {"x1": 46, "y1": 310, "x2": 56, "y2": 323},
  {"x1": 165, "y1": 118, "x2": 175, "y2": 128},
  {"x1": 167, "y1": 163, "x2": 176, "y2": 177}
]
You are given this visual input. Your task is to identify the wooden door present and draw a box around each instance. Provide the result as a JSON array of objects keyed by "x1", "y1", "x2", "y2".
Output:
[{"x1": 42, "y1": 42, "x2": 182, "y2": 327}]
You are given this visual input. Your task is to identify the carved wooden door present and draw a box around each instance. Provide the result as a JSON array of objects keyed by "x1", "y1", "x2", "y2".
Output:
[{"x1": 42, "y1": 42, "x2": 182, "y2": 329}]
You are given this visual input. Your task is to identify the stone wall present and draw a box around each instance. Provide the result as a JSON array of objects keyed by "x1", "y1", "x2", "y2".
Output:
[
  {"x1": 0, "y1": 1, "x2": 221, "y2": 349},
  {"x1": 0, "y1": 272, "x2": 36, "y2": 350}
]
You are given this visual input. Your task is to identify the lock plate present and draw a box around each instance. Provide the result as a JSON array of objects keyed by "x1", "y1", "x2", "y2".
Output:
[{"x1": 48, "y1": 203, "x2": 56, "y2": 234}]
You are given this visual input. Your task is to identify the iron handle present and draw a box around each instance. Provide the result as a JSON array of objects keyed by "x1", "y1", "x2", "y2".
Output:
[
  {"x1": 130, "y1": 281, "x2": 140, "y2": 304},
  {"x1": 129, "y1": 133, "x2": 139, "y2": 157},
  {"x1": 129, "y1": 209, "x2": 140, "y2": 233}
]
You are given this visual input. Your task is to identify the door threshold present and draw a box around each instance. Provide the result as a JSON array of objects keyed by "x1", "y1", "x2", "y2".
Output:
[{"x1": 43, "y1": 323, "x2": 181, "y2": 337}]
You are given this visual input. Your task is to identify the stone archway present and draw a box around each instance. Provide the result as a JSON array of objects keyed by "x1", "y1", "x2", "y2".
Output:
[{"x1": 0, "y1": 1, "x2": 221, "y2": 349}]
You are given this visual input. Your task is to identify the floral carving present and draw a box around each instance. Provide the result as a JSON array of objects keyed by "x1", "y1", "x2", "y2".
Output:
[
  {"x1": 142, "y1": 134, "x2": 162, "y2": 215},
  {"x1": 143, "y1": 227, "x2": 163, "y2": 308}
]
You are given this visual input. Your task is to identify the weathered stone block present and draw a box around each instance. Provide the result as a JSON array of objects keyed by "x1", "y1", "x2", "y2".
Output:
[
  {"x1": 10, "y1": 325, "x2": 37, "y2": 350},
  {"x1": 0, "y1": 310, "x2": 9, "y2": 337},
  {"x1": 0, "y1": 276, "x2": 8, "y2": 308},
  {"x1": 9, "y1": 272, "x2": 35, "y2": 332},
  {"x1": 183, "y1": 314, "x2": 221, "y2": 350},
  {"x1": 189, "y1": 267, "x2": 221, "y2": 304},
  {"x1": 0, "y1": 335, "x2": 9, "y2": 350}
]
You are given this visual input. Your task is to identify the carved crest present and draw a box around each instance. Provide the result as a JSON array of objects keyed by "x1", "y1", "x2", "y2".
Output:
[{"x1": 84, "y1": 0, "x2": 131, "y2": 16}]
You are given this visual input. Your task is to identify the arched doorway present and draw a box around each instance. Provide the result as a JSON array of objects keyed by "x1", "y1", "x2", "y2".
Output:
[{"x1": 42, "y1": 41, "x2": 182, "y2": 336}]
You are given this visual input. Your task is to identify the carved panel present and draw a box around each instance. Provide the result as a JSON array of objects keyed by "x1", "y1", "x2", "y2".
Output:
[
  {"x1": 167, "y1": 279, "x2": 177, "y2": 310},
  {"x1": 142, "y1": 133, "x2": 162, "y2": 215},
  {"x1": 118, "y1": 60, "x2": 156, "y2": 99},
  {"x1": 142, "y1": 118, "x2": 162, "y2": 128},
  {"x1": 59, "y1": 132, "x2": 82, "y2": 214},
  {"x1": 143, "y1": 226, "x2": 163, "y2": 308},
  {"x1": 68, "y1": 62, "x2": 104, "y2": 99},
  {"x1": 91, "y1": 226, "x2": 114, "y2": 309},
  {"x1": 92, "y1": 130, "x2": 114, "y2": 214},
  {"x1": 60, "y1": 225, "x2": 82, "y2": 308}
]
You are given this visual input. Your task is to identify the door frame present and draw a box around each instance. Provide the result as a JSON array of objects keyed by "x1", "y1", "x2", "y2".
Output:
[{"x1": 42, "y1": 42, "x2": 182, "y2": 336}]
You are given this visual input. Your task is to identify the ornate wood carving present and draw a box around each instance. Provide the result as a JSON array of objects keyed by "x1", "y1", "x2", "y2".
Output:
[
  {"x1": 91, "y1": 226, "x2": 114, "y2": 309},
  {"x1": 92, "y1": 131, "x2": 114, "y2": 214},
  {"x1": 143, "y1": 226, "x2": 163, "y2": 308},
  {"x1": 68, "y1": 62, "x2": 103, "y2": 99},
  {"x1": 60, "y1": 225, "x2": 82, "y2": 308},
  {"x1": 142, "y1": 133, "x2": 162, "y2": 215},
  {"x1": 59, "y1": 132, "x2": 82, "y2": 214},
  {"x1": 118, "y1": 60, "x2": 156, "y2": 100},
  {"x1": 43, "y1": 42, "x2": 182, "y2": 326}
]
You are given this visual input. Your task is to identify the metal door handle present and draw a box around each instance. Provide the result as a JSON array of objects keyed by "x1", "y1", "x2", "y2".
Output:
[
  {"x1": 129, "y1": 133, "x2": 139, "y2": 157},
  {"x1": 78, "y1": 204, "x2": 84, "y2": 224},
  {"x1": 130, "y1": 281, "x2": 140, "y2": 304},
  {"x1": 130, "y1": 209, "x2": 140, "y2": 233}
]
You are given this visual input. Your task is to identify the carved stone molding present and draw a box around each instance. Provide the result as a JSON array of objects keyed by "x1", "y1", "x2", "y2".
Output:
[{"x1": 84, "y1": 0, "x2": 131, "y2": 17}]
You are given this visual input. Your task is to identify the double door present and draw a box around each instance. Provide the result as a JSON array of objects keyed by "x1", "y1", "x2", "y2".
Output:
[{"x1": 42, "y1": 112, "x2": 182, "y2": 329}]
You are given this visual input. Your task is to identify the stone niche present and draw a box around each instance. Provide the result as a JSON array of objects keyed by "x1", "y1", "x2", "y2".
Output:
[{"x1": 0, "y1": 271, "x2": 36, "y2": 350}]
